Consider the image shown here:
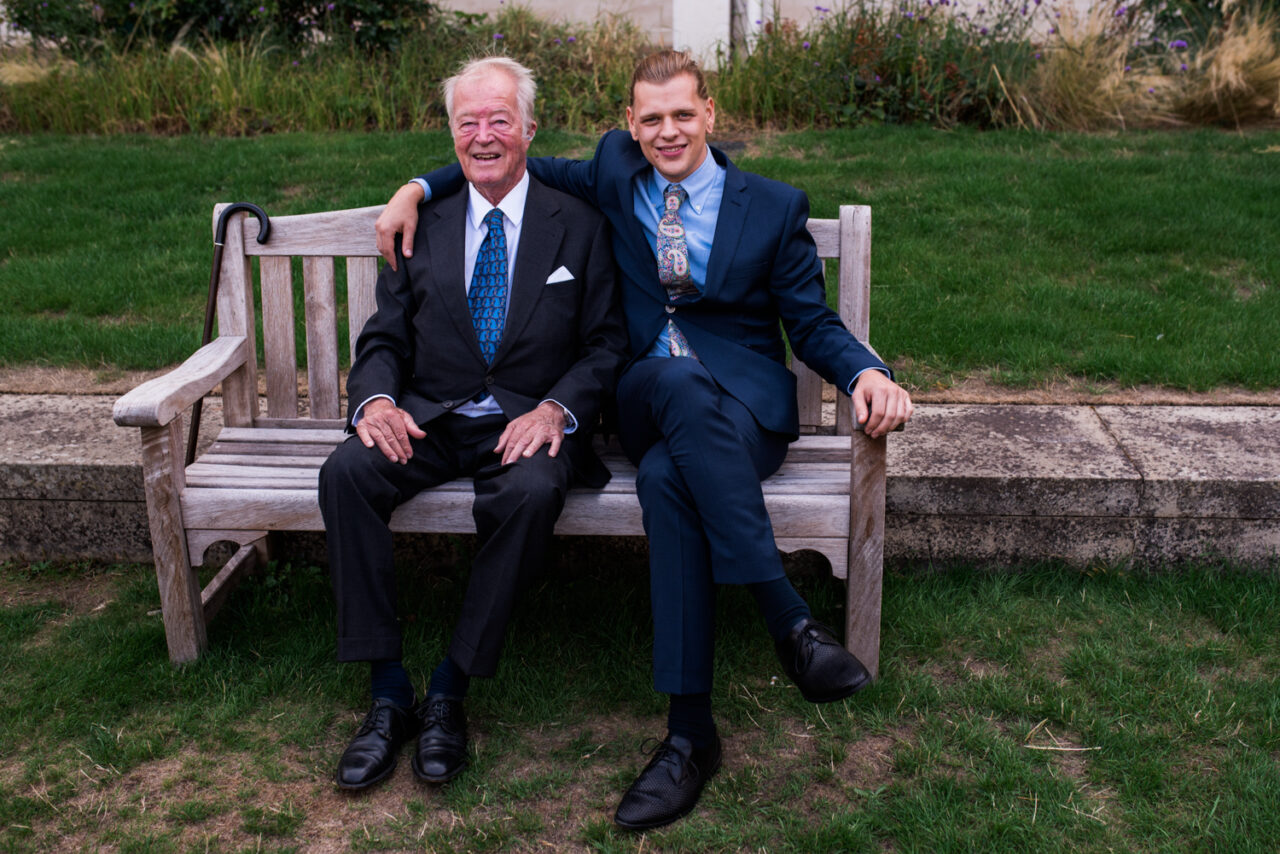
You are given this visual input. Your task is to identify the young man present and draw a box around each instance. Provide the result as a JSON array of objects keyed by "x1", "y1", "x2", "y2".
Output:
[
  {"x1": 323, "y1": 56, "x2": 625, "y2": 792},
  {"x1": 375, "y1": 50, "x2": 912, "y2": 827}
]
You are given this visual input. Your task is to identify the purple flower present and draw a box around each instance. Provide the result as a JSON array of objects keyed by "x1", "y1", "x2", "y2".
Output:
[
  {"x1": 493, "y1": 33, "x2": 504, "y2": 39},
  {"x1": 1170, "y1": 39, "x2": 1188, "y2": 49},
  {"x1": 1147, "y1": 87, "x2": 1155, "y2": 93},
  {"x1": 895, "y1": 32, "x2": 903, "y2": 38},
  {"x1": 979, "y1": 26, "x2": 988, "y2": 34},
  {"x1": 327, "y1": 3, "x2": 334, "y2": 9},
  {"x1": 874, "y1": 74, "x2": 882, "y2": 82},
  {"x1": 1124, "y1": 64, "x2": 1131, "y2": 72},
  {"x1": 553, "y1": 37, "x2": 562, "y2": 44},
  {"x1": 755, "y1": 19, "x2": 762, "y2": 24},
  {"x1": 1180, "y1": 62, "x2": 1187, "y2": 70},
  {"x1": 803, "y1": 40, "x2": 811, "y2": 48},
  {"x1": 567, "y1": 36, "x2": 576, "y2": 42},
  {"x1": 258, "y1": 5, "x2": 265, "y2": 12},
  {"x1": 1034, "y1": 51, "x2": 1041, "y2": 59},
  {"x1": 904, "y1": 10, "x2": 914, "y2": 18},
  {"x1": 1115, "y1": 6, "x2": 1127, "y2": 15},
  {"x1": 814, "y1": 61, "x2": 820, "y2": 66},
  {"x1": 292, "y1": 60, "x2": 299, "y2": 66}
]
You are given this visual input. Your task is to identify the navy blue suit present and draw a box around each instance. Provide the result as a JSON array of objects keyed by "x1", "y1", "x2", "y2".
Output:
[{"x1": 418, "y1": 130, "x2": 889, "y2": 693}]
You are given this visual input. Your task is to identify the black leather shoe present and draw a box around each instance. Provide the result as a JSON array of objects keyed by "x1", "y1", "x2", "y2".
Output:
[
  {"x1": 335, "y1": 697, "x2": 419, "y2": 791},
  {"x1": 776, "y1": 617, "x2": 872, "y2": 703},
  {"x1": 614, "y1": 733, "x2": 722, "y2": 831},
  {"x1": 411, "y1": 695, "x2": 468, "y2": 783}
]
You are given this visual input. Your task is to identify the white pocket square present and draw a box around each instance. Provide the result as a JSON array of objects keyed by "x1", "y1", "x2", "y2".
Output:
[{"x1": 545, "y1": 266, "x2": 574, "y2": 284}]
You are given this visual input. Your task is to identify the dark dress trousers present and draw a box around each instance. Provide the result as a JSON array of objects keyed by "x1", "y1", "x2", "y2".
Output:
[
  {"x1": 419, "y1": 133, "x2": 890, "y2": 692},
  {"x1": 319, "y1": 177, "x2": 627, "y2": 676}
]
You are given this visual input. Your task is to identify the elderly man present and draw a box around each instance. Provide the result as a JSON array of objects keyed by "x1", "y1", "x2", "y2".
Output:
[
  {"x1": 376, "y1": 50, "x2": 912, "y2": 827},
  {"x1": 320, "y1": 56, "x2": 626, "y2": 791}
]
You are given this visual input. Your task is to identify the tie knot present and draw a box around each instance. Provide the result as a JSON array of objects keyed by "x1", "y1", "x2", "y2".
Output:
[
  {"x1": 663, "y1": 184, "x2": 687, "y2": 212},
  {"x1": 484, "y1": 208, "x2": 504, "y2": 232}
]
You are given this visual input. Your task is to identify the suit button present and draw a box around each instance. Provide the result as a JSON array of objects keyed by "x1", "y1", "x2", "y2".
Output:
[
  {"x1": 665, "y1": 304, "x2": 676, "y2": 314},
  {"x1": 485, "y1": 376, "x2": 495, "y2": 385},
  {"x1": 442, "y1": 400, "x2": 453, "y2": 409}
]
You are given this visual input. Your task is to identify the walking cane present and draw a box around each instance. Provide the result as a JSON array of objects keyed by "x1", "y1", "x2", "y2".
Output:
[{"x1": 187, "y1": 203, "x2": 271, "y2": 467}]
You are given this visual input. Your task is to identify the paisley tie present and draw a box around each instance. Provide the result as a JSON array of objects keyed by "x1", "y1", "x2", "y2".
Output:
[{"x1": 656, "y1": 184, "x2": 697, "y2": 357}]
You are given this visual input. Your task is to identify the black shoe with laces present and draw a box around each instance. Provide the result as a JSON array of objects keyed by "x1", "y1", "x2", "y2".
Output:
[
  {"x1": 411, "y1": 695, "x2": 468, "y2": 783},
  {"x1": 614, "y1": 733, "x2": 722, "y2": 830},
  {"x1": 335, "y1": 697, "x2": 420, "y2": 790},
  {"x1": 776, "y1": 617, "x2": 872, "y2": 703}
]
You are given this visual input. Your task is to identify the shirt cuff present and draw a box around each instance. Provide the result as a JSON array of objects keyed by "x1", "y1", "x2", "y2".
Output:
[
  {"x1": 411, "y1": 177, "x2": 432, "y2": 201},
  {"x1": 351, "y1": 394, "x2": 395, "y2": 426},
  {"x1": 845, "y1": 367, "x2": 891, "y2": 396},
  {"x1": 540, "y1": 399, "x2": 578, "y2": 434}
]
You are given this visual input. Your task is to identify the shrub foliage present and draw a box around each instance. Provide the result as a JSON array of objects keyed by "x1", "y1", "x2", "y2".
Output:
[{"x1": 1, "y1": 0, "x2": 1277, "y2": 132}]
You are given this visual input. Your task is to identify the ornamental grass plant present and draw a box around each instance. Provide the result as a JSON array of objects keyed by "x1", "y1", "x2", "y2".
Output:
[{"x1": 1173, "y1": 4, "x2": 1280, "y2": 124}]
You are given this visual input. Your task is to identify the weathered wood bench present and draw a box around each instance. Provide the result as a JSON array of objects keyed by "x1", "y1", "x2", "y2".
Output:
[{"x1": 114, "y1": 203, "x2": 890, "y2": 674}]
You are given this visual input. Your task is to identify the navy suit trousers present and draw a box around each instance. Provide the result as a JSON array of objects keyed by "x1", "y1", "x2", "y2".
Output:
[{"x1": 617, "y1": 357, "x2": 789, "y2": 695}]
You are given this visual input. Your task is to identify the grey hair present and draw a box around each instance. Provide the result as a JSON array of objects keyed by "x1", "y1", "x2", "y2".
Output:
[{"x1": 443, "y1": 56, "x2": 537, "y2": 133}]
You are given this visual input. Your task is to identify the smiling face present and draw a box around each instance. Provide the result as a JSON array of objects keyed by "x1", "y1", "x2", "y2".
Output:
[
  {"x1": 626, "y1": 72, "x2": 715, "y2": 184},
  {"x1": 451, "y1": 68, "x2": 535, "y2": 206}
]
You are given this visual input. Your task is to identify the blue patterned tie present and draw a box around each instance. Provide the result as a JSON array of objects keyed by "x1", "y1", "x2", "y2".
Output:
[
  {"x1": 469, "y1": 208, "x2": 508, "y2": 364},
  {"x1": 656, "y1": 184, "x2": 697, "y2": 358}
]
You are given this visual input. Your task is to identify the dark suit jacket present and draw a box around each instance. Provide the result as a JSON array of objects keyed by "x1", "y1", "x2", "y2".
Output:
[
  {"x1": 347, "y1": 175, "x2": 627, "y2": 485},
  {"x1": 419, "y1": 130, "x2": 889, "y2": 441}
]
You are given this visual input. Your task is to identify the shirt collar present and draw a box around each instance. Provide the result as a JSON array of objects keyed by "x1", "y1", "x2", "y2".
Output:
[
  {"x1": 649, "y1": 145, "x2": 720, "y2": 216},
  {"x1": 467, "y1": 170, "x2": 530, "y2": 229}
]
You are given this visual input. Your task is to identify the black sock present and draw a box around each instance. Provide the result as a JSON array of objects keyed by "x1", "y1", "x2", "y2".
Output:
[
  {"x1": 426, "y1": 655, "x2": 471, "y2": 699},
  {"x1": 749, "y1": 575, "x2": 812, "y2": 642},
  {"x1": 666, "y1": 692, "x2": 716, "y2": 749},
  {"x1": 369, "y1": 660, "x2": 415, "y2": 709}
]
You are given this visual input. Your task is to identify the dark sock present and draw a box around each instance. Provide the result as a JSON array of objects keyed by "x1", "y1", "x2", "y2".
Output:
[
  {"x1": 749, "y1": 575, "x2": 812, "y2": 642},
  {"x1": 369, "y1": 660, "x2": 415, "y2": 709},
  {"x1": 667, "y1": 692, "x2": 716, "y2": 750},
  {"x1": 426, "y1": 655, "x2": 471, "y2": 699}
]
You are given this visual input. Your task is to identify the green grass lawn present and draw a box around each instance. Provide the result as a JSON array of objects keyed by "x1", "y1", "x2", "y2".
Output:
[
  {"x1": 1, "y1": 556, "x2": 1278, "y2": 851},
  {"x1": 2, "y1": 127, "x2": 1277, "y2": 391}
]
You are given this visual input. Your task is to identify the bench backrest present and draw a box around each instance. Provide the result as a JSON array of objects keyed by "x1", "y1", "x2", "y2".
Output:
[{"x1": 212, "y1": 202, "x2": 873, "y2": 436}]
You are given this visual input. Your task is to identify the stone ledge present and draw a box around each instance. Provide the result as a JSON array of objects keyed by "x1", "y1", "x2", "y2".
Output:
[{"x1": 1, "y1": 395, "x2": 1277, "y2": 566}]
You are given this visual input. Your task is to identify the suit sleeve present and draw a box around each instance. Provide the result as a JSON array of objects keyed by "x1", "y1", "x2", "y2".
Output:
[
  {"x1": 417, "y1": 136, "x2": 605, "y2": 206},
  {"x1": 344, "y1": 243, "x2": 418, "y2": 428},
  {"x1": 769, "y1": 189, "x2": 890, "y2": 392},
  {"x1": 538, "y1": 214, "x2": 626, "y2": 426}
]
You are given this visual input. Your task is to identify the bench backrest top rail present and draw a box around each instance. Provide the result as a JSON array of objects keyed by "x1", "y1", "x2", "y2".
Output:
[{"x1": 213, "y1": 202, "x2": 872, "y2": 435}]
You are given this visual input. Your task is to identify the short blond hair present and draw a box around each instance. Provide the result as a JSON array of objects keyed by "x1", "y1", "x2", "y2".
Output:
[{"x1": 629, "y1": 50, "x2": 710, "y2": 104}]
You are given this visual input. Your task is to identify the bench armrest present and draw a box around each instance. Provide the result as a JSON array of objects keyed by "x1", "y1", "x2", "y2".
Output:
[{"x1": 113, "y1": 336, "x2": 251, "y2": 428}]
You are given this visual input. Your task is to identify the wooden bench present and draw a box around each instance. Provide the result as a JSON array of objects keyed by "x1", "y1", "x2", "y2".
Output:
[{"x1": 113, "y1": 203, "x2": 890, "y2": 674}]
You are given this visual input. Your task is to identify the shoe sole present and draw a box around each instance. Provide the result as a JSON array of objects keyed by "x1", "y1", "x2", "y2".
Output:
[
  {"x1": 410, "y1": 755, "x2": 467, "y2": 784},
  {"x1": 613, "y1": 754, "x2": 723, "y2": 831},
  {"x1": 799, "y1": 671, "x2": 872, "y2": 704}
]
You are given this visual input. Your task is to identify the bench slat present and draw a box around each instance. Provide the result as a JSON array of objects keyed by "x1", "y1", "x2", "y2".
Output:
[
  {"x1": 347, "y1": 256, "x2": 379, "y2": 365},
  {"x1": 181, "y1": 488, "x2": 849, "y2": 538},
  {"x1": 260, "y1": 255, "x2": 299, "y2": 418},
  {"x1": 302, "y1": 256, "x2": 341, "y2": 419}
]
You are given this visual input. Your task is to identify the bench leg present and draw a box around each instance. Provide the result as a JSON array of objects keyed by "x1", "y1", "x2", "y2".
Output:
[
  {"x1": 140, "y1": 421, "x2": 207, "y2": 664},
  {"x1": 846, "y1": 431, "x2": 887, "y2": 680}
]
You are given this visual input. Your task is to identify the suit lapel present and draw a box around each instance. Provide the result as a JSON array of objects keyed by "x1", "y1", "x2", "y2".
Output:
[
  {"x1": 494, "y1": 179, "x2": 563, "y2": 363},
  {"x1": 703, "y1": 148, "x2": 749, "y2": 300},
  {"x1": 426, "y1": 190, "x2": 487, "y2": 364}
]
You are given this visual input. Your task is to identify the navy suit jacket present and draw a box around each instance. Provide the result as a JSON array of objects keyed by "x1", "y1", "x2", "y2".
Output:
[
  {"x1": 418, "y1": 130, "x2": 888, "y2": 441},
  {"x1": 348, "y1": 176, "x2": 628, "y2": 485}
]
